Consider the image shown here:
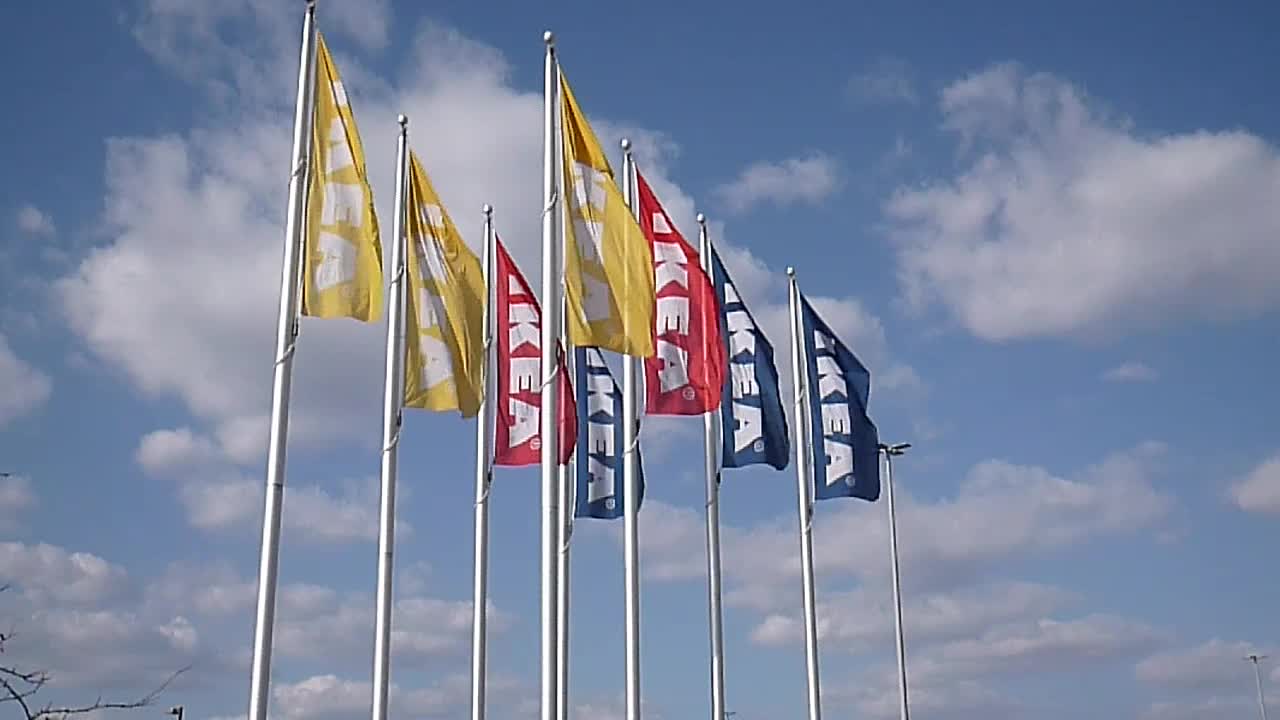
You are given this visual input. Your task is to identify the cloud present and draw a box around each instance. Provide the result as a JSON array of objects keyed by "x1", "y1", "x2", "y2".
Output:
[
  {"x1": 886, "y1": 62, "x2": 1280, "y2": 341},
  {"x1": 136, "y1": 427, "x2": 221, "y2": 475},
  {"x1": 1103, "y1": 361, "x2": 1158, "y2": 383},
  {"x1": 1228, "y1": 453, "x2": 1280, "y2": 515},
  {"x1": 931, "y1": 614, "x2": 1162, "y2": 672},
  {"x1": 1137, "y1": 638, "x2": 1269, "y2": 691},
  {"x1": 847, "y1": 56, "x2": 919, "y2": 106},
  {"x1": 0, "y1": 474, "x2": 35, "y2": 533},
  {"x1": 270, "y1": 671, "x2": 529, "y2": 720},
  {"x1": 1142, "y1": 696, "x2": 1255, "y2": 720},
  {"x1": 713, "y1": 153, "x2": 840, "y2": 214},
  {"x1": 16, "y1": 204, "x2": 55, "y2": 236},
  {"x1": 0, "y1": 332, "x2": 52, "y2": 427},
  {"x1": 0, "y1": 542, "x2": 128, "y2": 607}
]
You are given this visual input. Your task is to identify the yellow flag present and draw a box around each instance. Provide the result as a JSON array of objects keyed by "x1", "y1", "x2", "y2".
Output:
[
  {"x1": 301, "y1": 32, "x2": 383, "y2": 322},
  {"x1": 403, "y1": 152, "x2": 486, "y2": 417},
  {"x1": 558, "y1": 69, "x2": 656, "y2": 357}
]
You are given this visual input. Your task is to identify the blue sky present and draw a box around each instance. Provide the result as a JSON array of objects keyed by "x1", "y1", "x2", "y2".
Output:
[{"x1": 2, "y1": 1, "x2": 1279, "y2": 719}]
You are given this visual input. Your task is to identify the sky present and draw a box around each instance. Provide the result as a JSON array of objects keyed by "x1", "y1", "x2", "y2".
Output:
[{"x1": 2, "y1": 1, "x2": 1279, "y2": 719}]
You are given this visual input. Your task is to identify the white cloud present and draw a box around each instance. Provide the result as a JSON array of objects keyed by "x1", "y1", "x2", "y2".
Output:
[
  {"x1": 887, "y1": 62, "x2": 1280, "y2": 341},
  {"x1": 932, "y1": 614, "x2": 1161, "y2": 671},
  {"x1": 0, "y1": 331, "x2": 52, "y2": 427},
  {"x1": 1137, "y1": 638, "x2": 1270, "y2": 690},
  {"x1": 1103, "y1": 361, "x2": 1159, "y2": 383},
  {"x1": 136, "y1": 427, "x2": 220, "y2": 475},
  {"x1": 1229, "y1": 453, "x2": 1280, "y2": 515},
  {"x1": 0, "y1": 541, "x2": 128, "y2": 607},
  {"x1": 1143, "y1": 695, "x2": 1254, "y2": 720},
  {"x1": 271, "y1": 671, "x2": 530, "y2": 720},
  {"x1": 847, "y1": 56, "x2": 919, "y2": 106},
  {"x1": 0, "y1": 474, "x2": 35, "y2": 532},
  {"x1": 16, "y1": 204, "x2": 55, "y2": 236},
  {"x1": 713, "y1": 153, "x2": 840, "y2": 214}
]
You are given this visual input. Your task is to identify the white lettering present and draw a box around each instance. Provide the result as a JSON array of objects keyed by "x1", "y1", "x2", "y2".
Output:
[
  {"x1": 418, "y1": 334, "x2": 452, "y2": 389},
  {"x1": 823, "y1": 437, "x2": 854, "y2": 486},
  {"x1": 655, "y1": 340, "x2": 690, "y2": 393},
  {"x1": 314, "y1": 231, "x2": 356, "y2": 291},
  {"x1": 510, "y1": 356, "x2": 539, "y2": 393},
  {"x1": 326, "y1": 117, "x2": 354, "y2": 172},
  {"x1": 508, "y1": 397, "x2": 538, "y2": 448},
  {"x1": 655, "y1": 296, "x2": 690, "y2": 335},
  {"x1": 725, "y1": 306, "x2": 756, "y2": 357},
  {"x1": 732, "y1": 401, "x2": 762, "y2": 453},
  {"x1": 320, "y1": 180, "x2": 363, "y2": 228},
  {"x1": 730, "y1": 362, "x2": 758, "y2": 400}
]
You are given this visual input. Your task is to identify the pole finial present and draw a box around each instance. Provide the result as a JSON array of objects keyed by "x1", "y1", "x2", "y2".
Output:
[
  {"x1": 786, "y1": 266, "x2": 796, "y2": 277},
  {"x1": 482, "y1": 203, "x2": 493, "y2": 216},
  {"x1": 397, "y1": 114, "x2": 408, "y2": 128},
  {"x1": 696, "y1": 212, "x2": 706, "y2": 225},
  {"x1": 620, "y1": 137, "x2": 632, "y2": 152},
  {"x1": 543, "y1": 30, "x2": 555, "y2": 45}
]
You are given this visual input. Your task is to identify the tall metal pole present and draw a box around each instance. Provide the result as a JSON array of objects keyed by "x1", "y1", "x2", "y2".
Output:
[
  {"x1": 1248, "y1": 654, "x2": 1270, "y2": 720},
  {"x1": 539, "y1": 30, "x2": 563, "y2": 720},
  {"x1": 370, "y1": 115, "x2": 411, "y2": 720},
  {"x1": 696, "y1": 213, "x2": 727, "y2": 720},
  {"x1": 469, "y1": 204, "x2": 497, "y2": 720},
  {"x1": 881, "y1": 443, "x2": 912, "y2": 720},
  {"x1": 248, "y1": 4, "x2": 317, "y2": 719},
  {"x1": 619, "y1": 138, "x2": 643, "y2": 720},
  {"x1": 556, "y1": 316, "x2": 574, "y2": 719},
  {"x1": 786, "y1": 267, "x2": 822, "y2": 720}
]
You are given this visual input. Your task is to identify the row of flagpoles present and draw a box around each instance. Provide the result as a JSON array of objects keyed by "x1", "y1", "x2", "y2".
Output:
[{"x1": 244, "y1": 5, "x2": 913, "y2": 720}]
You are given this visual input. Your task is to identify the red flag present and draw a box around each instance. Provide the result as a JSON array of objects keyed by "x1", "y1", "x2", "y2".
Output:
[
  {"x1": 493, "y1": 239, "x2": 577, "y2": 466},
  {"x1": 637, "y1": 170, "x2": 727, "y2": 415}
]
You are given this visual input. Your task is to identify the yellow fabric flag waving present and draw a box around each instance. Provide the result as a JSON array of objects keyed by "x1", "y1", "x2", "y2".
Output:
[
  {"x1": 559, "y1": 70, "x2": 656, "y2": 358},
  {"x1": 403, "y1": 152, "x2": 486, "y2": 417},
  {"x1": 301, "y1": 32, "x2": 383, "y2": 322}
]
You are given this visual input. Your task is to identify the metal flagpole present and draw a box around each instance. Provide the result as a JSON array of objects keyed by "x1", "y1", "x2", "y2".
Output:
[
  {"x1": 539, "y1": 30, "x2": 563, "y2": 720},
  {"x1": 247, "y1": 4, "x2": 317, "y2": 719},
  {"x1": 696, "y1": 214, "x2": 728, "y2": 720},
  {"x1": 786, "y1": 267, "x2": 822, "y2": 720},
  {"x1": 370, "y1": 115, "x2": 411, "y2": 720},
  {"x1": 1247, "y1": 654, "x2": 1270, "y2": 720},
  {"x1": 469, "y1": 204, "x2": 497, "y2": 720},
  {"x1": 620, "y1": 138, "x2": 643, "y2": 720},
  {"x1": 556, "y1": 352, "x2": 573, "y2": 720},
  {"x1": 880, "y1": 442, "x2": 913, "y2": 720}
]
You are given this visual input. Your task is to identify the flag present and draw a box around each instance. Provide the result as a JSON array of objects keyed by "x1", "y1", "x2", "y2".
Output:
[
  {"x1": 637, "y1": 170, "x2": 726, "y2": 415},
  {"x1": 799, "y1": 294, "x2": 880, "y2": 501},
  {"x1": 301, "y1": 32, "x2": 383, "y2": 321},
  {"x1": 402, "y1": 152, "x2": 486, "y2": 417},
  {"x1": 574, "y1": 348, "x2": 645, "y2": 519},
  {"x1": 711, "y1": 247, "x2": 790, "y2": 471},
  {"x1": 493, "y1": 239, "x2": 578, "y2": 466},
  {"x1": 558, "y1": 70, "x2": 656, "y2": 358}
]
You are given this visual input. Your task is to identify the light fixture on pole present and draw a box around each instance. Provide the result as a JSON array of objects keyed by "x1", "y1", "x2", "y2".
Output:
[
  {"x1": 1246, "y1": 654, "x2": 1269, "y2": 720},
  {"x1": 878, "y1": 441, "x2": 912, "y2": 720},
  {"x1": 167, "y1": 706, "x2": 184, "y2": 720}
]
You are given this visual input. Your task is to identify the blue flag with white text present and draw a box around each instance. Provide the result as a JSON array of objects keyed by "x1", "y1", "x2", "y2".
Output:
[
  {"x1": 710, "y1": 247, "x2": 790, "y2": 471},
  {"x1": 574, "y1": 347, "x2": 645, "y2": 519},
  {"x1": 799, "y1": 294, "x2": 880, "y2": 501}
]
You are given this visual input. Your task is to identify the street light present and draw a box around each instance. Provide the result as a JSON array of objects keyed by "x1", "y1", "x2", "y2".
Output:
[
  {"x1": 878, "y1": 442, "x2": 912, "y2": 720},
  {"x1": 1246, "y1": 654, "x2": 1269, "y2": 720},
  {"x1": 167, "y1": 705, "x2": 184, "y2": 720}
]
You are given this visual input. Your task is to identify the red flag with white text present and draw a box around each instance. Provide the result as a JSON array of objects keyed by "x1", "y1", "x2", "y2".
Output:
[
  {"x1": 637, "y1": 170, "x2": 726, "y2": 415},
  {"x1": 494, "y1": 239, "x2": 577, "y2": 466}
]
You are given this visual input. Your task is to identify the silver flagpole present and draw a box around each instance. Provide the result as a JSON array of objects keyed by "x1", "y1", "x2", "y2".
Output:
[
  {"x1": 1247, "y1": 654, "x2": 1270, "y2": 720},
  {"x1": 880, "y1": 443, "x2": 912, "y2": 720},
  {"x1": 556, "y1": 351, "x2": 573, "y2": 720},
  {"x1": 370, "y1": 115, "x2": 411, "y2": 720},
  {"x1": 620, "y1": 138, "x2": 643, "y2": 720},
  {"x1": 469, "y1": 204, "x2": 497, "y2": 720},
  {"x1": 696, "y1": 214, "x2": 728, "y2": 720},
  {"x1": 539, "y1": 30, "x2": 563, "y2": 720},
  {"x1": 247, "y1": 4, "x2": 317, "y2": 719},
  {"x1": 786, "y1": 268, "x2": 822, "y2": 720}
]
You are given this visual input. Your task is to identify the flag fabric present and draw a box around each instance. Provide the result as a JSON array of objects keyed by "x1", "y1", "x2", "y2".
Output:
[
  {"x1": 402, "y1": 152, "x2": 486, "y2": 417},
  {"x1": 574, "y1": 348, "x2": 645, "y2": 519},
  {"x1": 798, "y1": 294, "x2": 880, "y2": 501},
  {"x1": 711, "y1": 247, "x2": 790, "y2": 471},
  {"x1": 301, "y1": 32, "x2": 383, "y2": 322},
  {"x1": 493, "y1": 239, "x2": 578, "y2": 466},
  {"x1": 558, "y1": 69, "x2": 656, "y2": 358},
  {"x1": 636, "y1": 170, "x2": 726, "y2": 416}
]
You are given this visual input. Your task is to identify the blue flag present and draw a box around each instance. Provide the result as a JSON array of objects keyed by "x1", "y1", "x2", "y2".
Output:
[
  {"x1": 799, "y1": 294, "x2": 880, "y2": 502},
  {"x1": 710, "y1": 247, "x2": 790, "y2": 471},
  {"x1": 574, "y1": 347, "x2": 645, "y2": 519}
]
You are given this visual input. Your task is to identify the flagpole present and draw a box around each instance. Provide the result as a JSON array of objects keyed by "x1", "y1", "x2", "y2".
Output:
[
  {"x1": 696, "y1": 213, "x2": 728, "y2": 720},
  {"x1": 786, "y1": 267, "x2": 822, "y2": 720},
  {"x1": 470, "y1": 204, "x2": 497, "y2": 720},
  {"x1": 369, "y1": 114, "x2": 411, "y2": 720},
  {"x1": 556, "y1": 353, "x2": 572, "y2": 720},
  {"x1": 620, "y1": 138, "x2": 643, "y2": 720},
  {"x1": 880, "y1": 442, "x2": 912, "y2": 720},
  {"x1": 247, "y1": 4, "x2": 317, "y2": 719},
  {"x1": 539, "y1": 30, "x2": 563, "y2": 720}
]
